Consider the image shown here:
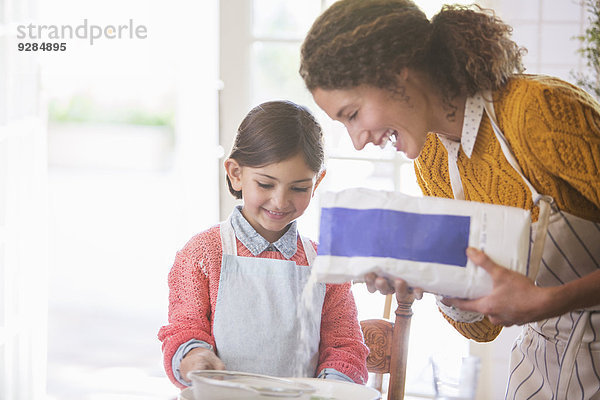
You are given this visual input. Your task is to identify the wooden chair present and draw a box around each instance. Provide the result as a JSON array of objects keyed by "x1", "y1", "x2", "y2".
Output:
[{"x1": 360, "y1": 298, "x2": 413, "y2": 400}]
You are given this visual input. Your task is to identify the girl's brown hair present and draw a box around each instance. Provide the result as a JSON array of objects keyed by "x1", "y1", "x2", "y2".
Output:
[
  {"x1": 226, "y1": 100, "x2": 324, "y2": 199},
  {"x1": 300, "y1": 0, "x2": 525, "y2": 102}
]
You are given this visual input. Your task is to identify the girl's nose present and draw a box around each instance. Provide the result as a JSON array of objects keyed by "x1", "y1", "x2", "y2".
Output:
[{"x1": 272, "y1": 189, "x2": 288, "y2": 209}]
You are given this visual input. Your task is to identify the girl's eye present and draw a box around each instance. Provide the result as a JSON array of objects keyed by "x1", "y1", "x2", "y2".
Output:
[
  {"x1": 292, "y1": 187, "x2": 310, "y2": 192},
  {"x1": 348, "y1": 111, "x2": 358, "y2": 121},
  {"x1": 257, "y1": 182, "x2": 273, "y2": 189}
]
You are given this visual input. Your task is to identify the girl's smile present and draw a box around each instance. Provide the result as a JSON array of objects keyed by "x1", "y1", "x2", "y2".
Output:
[
  {"x1": 263, "y1": 208, "x2": 289, "y2": 219},
  {"x1": 225, "y1": 153, "x2": 318, "y2": 243}
]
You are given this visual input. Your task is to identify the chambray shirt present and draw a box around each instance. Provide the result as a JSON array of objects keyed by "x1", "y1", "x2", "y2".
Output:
[
  {"x1": 172, "y1": 206, "x2": 351, "y2": 385},
  {"x1": 229, "y1": 205, "x2": 298, "y2": 259}
]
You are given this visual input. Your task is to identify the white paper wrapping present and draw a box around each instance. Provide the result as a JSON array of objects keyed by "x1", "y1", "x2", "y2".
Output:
[{"x1": 314, "y1": 188, "x2": 532, "y2": 299}]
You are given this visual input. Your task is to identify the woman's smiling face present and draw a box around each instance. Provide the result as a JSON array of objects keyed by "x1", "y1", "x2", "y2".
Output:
[{"x1": 312, "y1": 83, "x2": 430, "y2": 160}]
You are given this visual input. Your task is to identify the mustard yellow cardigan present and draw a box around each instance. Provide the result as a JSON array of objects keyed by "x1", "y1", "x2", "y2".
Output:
[{"x1": 414, "y1": 75, "x2": 600, "y2": 342}]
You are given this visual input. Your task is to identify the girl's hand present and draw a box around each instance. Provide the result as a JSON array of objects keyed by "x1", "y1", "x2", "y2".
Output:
[
  {"x1": 443, "y1": 247, "x2": 556, "y2": 326},
  {"x1": 180, "y1": 347, "x2": 226, "y2": 383},
  {"x1": 364, "y1": 272, "x2": 423, "y2": 303}
]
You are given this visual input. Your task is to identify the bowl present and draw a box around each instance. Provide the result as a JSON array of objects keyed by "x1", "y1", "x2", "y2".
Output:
[{"x1": 188, "y1": 370, "x2": 316, "y2": 399}]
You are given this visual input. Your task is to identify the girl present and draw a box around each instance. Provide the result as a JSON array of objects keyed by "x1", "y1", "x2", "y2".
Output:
[
  {"x1": 300, "y1": 0, "x2": 600, "y2": 398},
  {"x1": 158, "y1": 100, "x2": 368, "y2": 389}
]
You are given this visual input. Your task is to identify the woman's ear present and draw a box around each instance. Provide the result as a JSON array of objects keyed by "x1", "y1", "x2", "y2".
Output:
[
  {"x1": 224, "y1": 158, "x2": 243, "y2": 191},
  {"x1": 312, "y1": 169, "x2": 326, "y2": 197}
]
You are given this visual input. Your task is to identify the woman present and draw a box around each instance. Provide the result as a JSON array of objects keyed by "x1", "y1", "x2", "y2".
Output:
[{"x1": 300, "y1": 0, "x2": 600, "y2": 398}]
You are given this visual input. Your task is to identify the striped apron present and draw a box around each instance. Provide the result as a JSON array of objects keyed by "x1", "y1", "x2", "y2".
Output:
[{"x1": 447, "y1": 98, "x2": 600, "y2": 399}]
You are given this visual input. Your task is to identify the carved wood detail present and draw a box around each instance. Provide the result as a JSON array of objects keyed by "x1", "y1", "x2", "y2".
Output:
[
  {"x1": 360, "y1": 300, "x2": 413, "y2": 400},
  {"x1": 360, "y1": 319, "x2": 393, "y2": 374}
]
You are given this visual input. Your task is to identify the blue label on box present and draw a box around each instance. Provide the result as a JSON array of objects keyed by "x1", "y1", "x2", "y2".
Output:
[{"x1": 318, "y1": 207, "x2": 470, "y2": 267}]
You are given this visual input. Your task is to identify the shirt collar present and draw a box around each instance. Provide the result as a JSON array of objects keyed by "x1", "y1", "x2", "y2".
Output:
[
  {"x1": 437, "y1": 93, "x2": 484, "y2": 159},
  {"x1": 229, "y1": 205, "x2": 298, "y2": 259}
]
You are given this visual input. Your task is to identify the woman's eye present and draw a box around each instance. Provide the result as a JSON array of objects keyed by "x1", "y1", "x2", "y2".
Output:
[
  {"x1": 348, "y1": 111, "x2": 358, "y2": 121},
  {"x1": 292, "y1": 187, "x2": 309, "y2": 192},
  {"x1": 257, "y1": 182, "x2": 273, "y2": 189}
]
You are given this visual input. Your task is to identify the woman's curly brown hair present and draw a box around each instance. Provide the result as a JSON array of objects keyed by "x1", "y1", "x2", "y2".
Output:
[{"x1": 300, "y1": 0, "x2": 526, "y2": 101}]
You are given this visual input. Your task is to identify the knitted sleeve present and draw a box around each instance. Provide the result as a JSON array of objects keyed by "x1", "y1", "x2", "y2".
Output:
[
  {"x1": 414, "y1": 134, "x2": 453, "y2": 199},
  {"x1": 157, "y1": 231, "x2": 217, "y2": 388},
  {"x1": 501, "y1": 77, "x2": 600, "y2": 215},
  {"x1": 440, "y1": 311, "x2": 503, "y2": 342},
  {"x1": 317, "y1": 282, "x2": 369, "y2": 384}
]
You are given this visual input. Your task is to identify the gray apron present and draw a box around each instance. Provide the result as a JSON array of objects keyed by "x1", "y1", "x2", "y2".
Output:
[
  {"x1": 212, "y1": 217, "x2": 326, "y2": 378},
  {"x1": 447, "y1": 97, "x2": 600, "y2": 399}
]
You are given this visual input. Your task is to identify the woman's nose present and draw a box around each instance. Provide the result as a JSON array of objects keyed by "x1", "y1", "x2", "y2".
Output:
[{"x1": 348, "y1": 128, "x2": 371, "y2": 150}]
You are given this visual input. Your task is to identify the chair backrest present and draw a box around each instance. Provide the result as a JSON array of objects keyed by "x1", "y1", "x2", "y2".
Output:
[{"x1": 360, "y1": 299, "x2": 413, "y2": 400}]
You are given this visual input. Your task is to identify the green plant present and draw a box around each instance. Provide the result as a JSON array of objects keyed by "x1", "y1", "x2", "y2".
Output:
[
  {"x1": 48, "y1": 94, "x2": 175, "y2": 128},
  {"x1": 572, "y1": 0, "x2": 600, "y2": 99}
]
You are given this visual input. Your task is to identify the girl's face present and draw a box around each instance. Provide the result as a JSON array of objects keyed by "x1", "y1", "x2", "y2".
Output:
[
  {"x1": 312, "y1": 82, "x2": 430, "y2": 160},
  {"x1": 225, "y1": 152, "x2": 318, "y2": 243}
]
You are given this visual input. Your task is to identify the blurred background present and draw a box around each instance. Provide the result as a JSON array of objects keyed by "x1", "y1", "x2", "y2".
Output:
[{"x1": 0, "y1": 0, "x2": 596, "y2": 399}]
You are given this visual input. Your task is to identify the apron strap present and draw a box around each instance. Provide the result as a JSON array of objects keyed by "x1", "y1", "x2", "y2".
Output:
[
  {"x1": 220, "y1": 217, "x2": 238, "y2": 256},
  {"x1": 527, "y1": 195, "x2": 553, "y2": 280},
  {"x1": 300, "y1": 235, "x2": 317, "y2": 266},
  {"x1": 555, "y1": 311, "x2": 591, "y2": 396},
  {"x1": 481, "y1": 94, "x2": 542, "y2": 205},
  {"x1": 441, "y1": 138, "x2": 465, "y2": 200}
]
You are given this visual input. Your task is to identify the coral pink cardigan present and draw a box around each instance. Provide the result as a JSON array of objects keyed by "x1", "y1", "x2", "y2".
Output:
[{"x1": 158, "y1": 224, "x2": 369, "y2": 388}]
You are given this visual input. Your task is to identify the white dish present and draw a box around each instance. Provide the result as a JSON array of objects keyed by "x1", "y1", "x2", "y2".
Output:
[
  {"x1": 292, "y1": 378, "x2": 381, "y2": 400},
  {"x1": 188, "y1": 370, "x2": 316, "y2": 399},
  {"x1": 180, "y1": 376, "x2": 381, "y2": 400}
]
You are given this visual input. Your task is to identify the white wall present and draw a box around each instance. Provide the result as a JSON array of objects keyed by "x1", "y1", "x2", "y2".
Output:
[{"x1": 0, "y1": 0, "x2": 48, "y2": 398}]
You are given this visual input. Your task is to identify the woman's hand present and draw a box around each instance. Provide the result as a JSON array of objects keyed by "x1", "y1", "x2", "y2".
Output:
[
  {"x1": 443, "y1": 247, "x2": 558, "y2": 326},
  {"x1": 180, "y1": 347, "x2": 225, "y2": 383},
  {"x1": 364, "y1": 272, "x2": 423, "y2": 303}
]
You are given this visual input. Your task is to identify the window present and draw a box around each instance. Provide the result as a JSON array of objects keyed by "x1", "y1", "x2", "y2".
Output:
[{"x1": 40, "y1": 1, "x2": 219, "y2": 399}]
